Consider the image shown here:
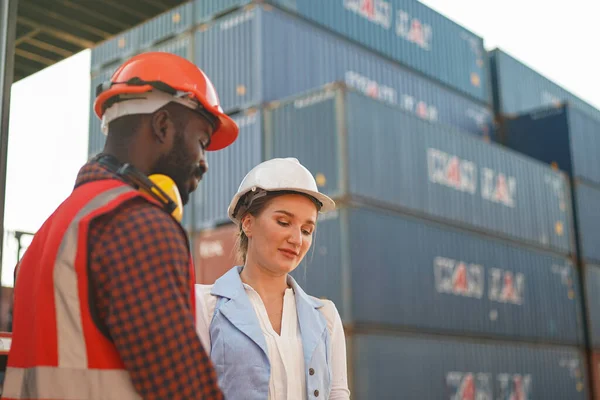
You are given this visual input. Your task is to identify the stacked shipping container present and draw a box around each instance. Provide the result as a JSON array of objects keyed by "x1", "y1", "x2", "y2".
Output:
[
  {"x1": 491, "y1": 47, "x2": 600, "y2": 399},
  {"x1": 87, "y1": 0, "x2": 595, "y2": 397}
]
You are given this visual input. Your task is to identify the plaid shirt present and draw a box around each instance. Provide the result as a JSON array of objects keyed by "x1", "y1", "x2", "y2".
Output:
[{"x1": 76, "y1": 161, "x2": 223, "y2": 400}]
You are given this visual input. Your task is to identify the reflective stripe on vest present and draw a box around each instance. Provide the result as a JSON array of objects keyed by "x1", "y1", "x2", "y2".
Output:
[
  {"x1": 3, "y1": 366, "x2": 141, "y2": 400},
  {"x1": 3, "y1": 184, "x2": 142, "y2": 400}
]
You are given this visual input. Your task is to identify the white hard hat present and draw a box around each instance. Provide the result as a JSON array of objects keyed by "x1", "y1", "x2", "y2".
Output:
[{"x1": 228, "y1": 157, "x2": 336, "y2": 224}]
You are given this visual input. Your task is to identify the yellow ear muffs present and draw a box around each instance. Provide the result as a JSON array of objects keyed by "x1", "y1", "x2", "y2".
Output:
[{"x1": 146, "y1": 174, "x2": 183, "y2": 222}]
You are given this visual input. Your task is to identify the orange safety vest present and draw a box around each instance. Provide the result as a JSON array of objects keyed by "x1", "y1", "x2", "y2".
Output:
[{"x1": 3, "y1": 179, "x2": 196, "y2": 399}]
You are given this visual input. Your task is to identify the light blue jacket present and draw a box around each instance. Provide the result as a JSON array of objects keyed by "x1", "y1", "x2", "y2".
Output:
[{"x1": 209, "y1": 266, "x2": 332, "y2": 399}]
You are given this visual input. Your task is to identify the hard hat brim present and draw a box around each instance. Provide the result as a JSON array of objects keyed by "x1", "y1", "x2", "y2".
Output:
[
  {"x1": 228, "y1": 187, "x2": 336, "y2": 224},
  {"x1": 207, "y1": 112, "x2": 239, "y2": 151}
]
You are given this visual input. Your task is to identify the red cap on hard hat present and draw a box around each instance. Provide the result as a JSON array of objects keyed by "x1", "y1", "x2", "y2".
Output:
[{"x1": 94, "y1": 52, "x2": 238, "y2": 151}]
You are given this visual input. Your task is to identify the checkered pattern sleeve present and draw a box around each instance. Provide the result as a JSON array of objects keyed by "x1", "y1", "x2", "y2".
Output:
[{"x1": 88, "y1": 197, "x2": 223, "y2": 399}]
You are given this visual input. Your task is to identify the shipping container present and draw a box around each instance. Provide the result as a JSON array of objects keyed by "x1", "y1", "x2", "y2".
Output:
[
  {"x1": 265, "y1": 84, "x2": 573, "y2": 255},
  {"x1": 194, "y1": 5, "x2": 493, "y2": 138},
  {"x1": 88, "y1": 65, "x2": 120, "y2": 158},
  {"x1": 91, "y1": 28, "x2": 139, "y2": 71},
  {"x1": 190, "y1": 203, "x2": 584, "y2": 344},
  {"x1": 573, "y1": 181, "x2": 600, "y2": 265},
  {"x1": 348, "y1": 332, "x2": 587, "y2": 399},
  {"x1": 194, "y1": 0, "x2": 490, "y2": 104},
  {"x1": 504, "y1": 105, "x2": 600, "y2": 187},
  {"x1": 149, "y1": 34, "x2": 192, "y2": 60},
  {"x1": 490, "y1": 48, "x2": 600, "y2": 120},
  {"x1": 191, "y1": 109, "x2": 263, "y2": 230},
  {"x1": 584, "y1": 264, "x2": 600, "y2": 349},
  {"x1": 330, "y1": 206, "x2": 580, "y2": 344},
  {"x1": 192, "y1": 224, "x2": 241, "y2": 284},
  {"x1": 138, "y1": 2, "x2": 194, "y2": 49}
]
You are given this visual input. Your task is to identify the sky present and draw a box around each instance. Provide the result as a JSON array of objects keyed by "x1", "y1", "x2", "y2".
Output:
[{"x1": 1, "y1": 1, "x2": 598, "y2": 286}]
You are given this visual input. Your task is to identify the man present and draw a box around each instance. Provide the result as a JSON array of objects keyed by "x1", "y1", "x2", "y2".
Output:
[{"x1": 3, "y1": 52, "x2": 238, "y2": 399}]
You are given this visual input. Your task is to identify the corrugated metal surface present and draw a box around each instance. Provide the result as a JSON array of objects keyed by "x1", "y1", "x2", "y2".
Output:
[
  {"x1": 192, "y1": 224, "x2": 241, "y2": 284},
  {"x1": 490, "y1": 49, "x2": 600, "y2": 119},
  {"x1": 584, "y1": 264, "x2": 600, "y2": 349},
  {"x1": 574, "y1": 182, "x2": 600, "y2": 264},
  {"x1": 265, "y1": 85, "x2": 574, "y2": 255},
  {"x1": 139, "y1": 2, "x2": 194, "y2": 49},
  {"x1": 304, "y1": 205, "x2": 582, "y2": 343},
  {"x1": 289, "y1": 209, "x2": 347, "y2": 319},
  {"x1": 88, "y1": 66, "x2": 120, "y2": 158},
  {"x1": 504, "y1": 105, "x2": 600, "y2": 187},
  {"x1": 194, "y1": 0, "x2": 490, "y2": 104},
  {"x1": 194, "y1": 6, "x2": 493, "y2": 138},
  {"x1": 190, "y1": 109, "x2": 263, "y2": 230},
  {"x1": 349, "y1": 333, "x2": 588, "y2": 399},
  {"x1": 149, "y1": 34, "x2": 192, "y2": 59},
  {"x1": 91, "y1": 29, "x2": 140, "y2": 72},
  {"x1": 195, "y1": 0, "x2": 250, "y2": 22}
]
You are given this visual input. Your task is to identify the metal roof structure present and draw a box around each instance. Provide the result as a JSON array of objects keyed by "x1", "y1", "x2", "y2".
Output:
[
  {"x1": 0, "y1": 0, "x2": 189, "y2": 281},
  {"x1": 13, "y1": 0, "x2": 189, "y2": 82}
]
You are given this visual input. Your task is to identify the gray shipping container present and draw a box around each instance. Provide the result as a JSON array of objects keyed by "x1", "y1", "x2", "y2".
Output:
[
  {"x1": 490, "y1": 48, "x2": 600, "y2": 120},
  {"x1": 348, "y1": 333, "x2": 587, "y2": 399},
  {"x1": 584, "y1": 264, "x2": 600, "y2": 349},
  {"x1": 138, "y1": 2, "x2": 194, "y2": 49},
  {"x1": 189, "y1": 109, "x2": 263, "y2": 230},
  {"x1": 91, "y1": 29, "x2": 139, "y2": 72},
  {"x1": 265, "y1": 84, "x2": 573, "y2": 255},
  {"x1": 194, "y1": 0, "x2": 490, "y2": 105},
  {"x1": 294, "y1": 205, "x2": 583, "y2": 345},
  {"x1": 194, "y1": 5, "x2": 493, "y2": 138},
  {"x1": 88, "y1": 66, "x2": 119, "y2": 158},
  {"x1": 574, "y1": 181, "x2": 600, "y2": 264},
  {"x1": 503, "y1": 104, "x2": 600, "y2": 188}
]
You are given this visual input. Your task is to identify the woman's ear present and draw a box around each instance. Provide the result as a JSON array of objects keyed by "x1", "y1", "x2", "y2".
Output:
[{"x1": 241, "y1": 214, "x2": 253, "y2": 238}]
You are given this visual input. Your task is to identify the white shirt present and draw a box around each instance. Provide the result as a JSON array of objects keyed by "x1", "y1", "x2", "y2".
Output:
[{"x1": 195, "y1": 283, "x2": 351, "y2": 400}]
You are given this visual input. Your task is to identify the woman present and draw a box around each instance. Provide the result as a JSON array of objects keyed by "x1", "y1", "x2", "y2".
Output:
[{"x1": 195, "y1": 157, "x2": 350, "y2": 400}]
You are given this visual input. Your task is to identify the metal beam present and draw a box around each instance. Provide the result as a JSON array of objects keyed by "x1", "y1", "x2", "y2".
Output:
[
  {"x1": 15, "y1": 27, "x2": 40, "y2": 46},
  {"x1": 60, "y1": 0, "x2": 129, "y2": 31},
  {"x1": 18, "y1": 16, "x2": 96, "y2": 48},
  {"x1": 14, "y1": 48, "x2": 56, "y2": 66},
  {"x1": 102, "y1": 0, "x2": 151, "y2": 21},
  {"x1": 0, "y1": 0, "x2": 19, "y2": 289},
  {"x1": 19, "y1": 2, "x2": 112, "y2": 40},
  {"x1": 25, "y1": 37, "x2": 74, "y2": 58}
]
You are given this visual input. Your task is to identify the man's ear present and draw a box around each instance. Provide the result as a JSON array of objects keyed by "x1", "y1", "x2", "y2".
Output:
[{"x1": 151, "y1": 109, "x2": 173, "y2": 144}]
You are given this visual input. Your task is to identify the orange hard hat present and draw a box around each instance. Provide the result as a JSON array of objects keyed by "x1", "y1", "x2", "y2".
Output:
[{"x1": 94, "y1": 52, "x2": 238, "y2": 151}]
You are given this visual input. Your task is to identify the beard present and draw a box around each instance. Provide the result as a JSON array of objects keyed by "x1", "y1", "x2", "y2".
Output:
[{"x1": 151, "y1": 131, "x2": 199, "y2": 206}]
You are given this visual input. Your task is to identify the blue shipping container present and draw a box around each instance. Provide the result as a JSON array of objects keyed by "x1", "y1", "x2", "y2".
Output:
[
  {"x1": 91, "y1": 28, "x2": 139, "y2": 71},
  {"x1": 349, "y1": 333, "x2": 587, "y2": 399},
  {"x1": 584, "y1": 264, "x2": 600, "y2": 349},
  {"x1": 194, "y1": 5, "x2": 493, "y2": 138},
  {"x1": 190, "y1": 109, "x2": 263, "y2": 230},
  {"x1": 265, "y1": 84, "x2": 573, "y2": 255},
  {"x1": 195, "y1": 0, "x2": 490, "y2": 104},
  {"x1": 138, "y1": 2, "x2": 194, "y2": 49},
  {"x1": 490, "y1": 48, "x2": 600, "y2": 120},
  {"x1": 574, "y1": 181, "x2": 600, "y2": 264},
  {"x1": 294, "y1": 205, "x2": 583, "y2": 344},
  {"x1": 504, "y1": 105, "x2": 600, "y2": 187},
  {"x1": 88, "y1": 66, "x2": 120, "y2": 158}
]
